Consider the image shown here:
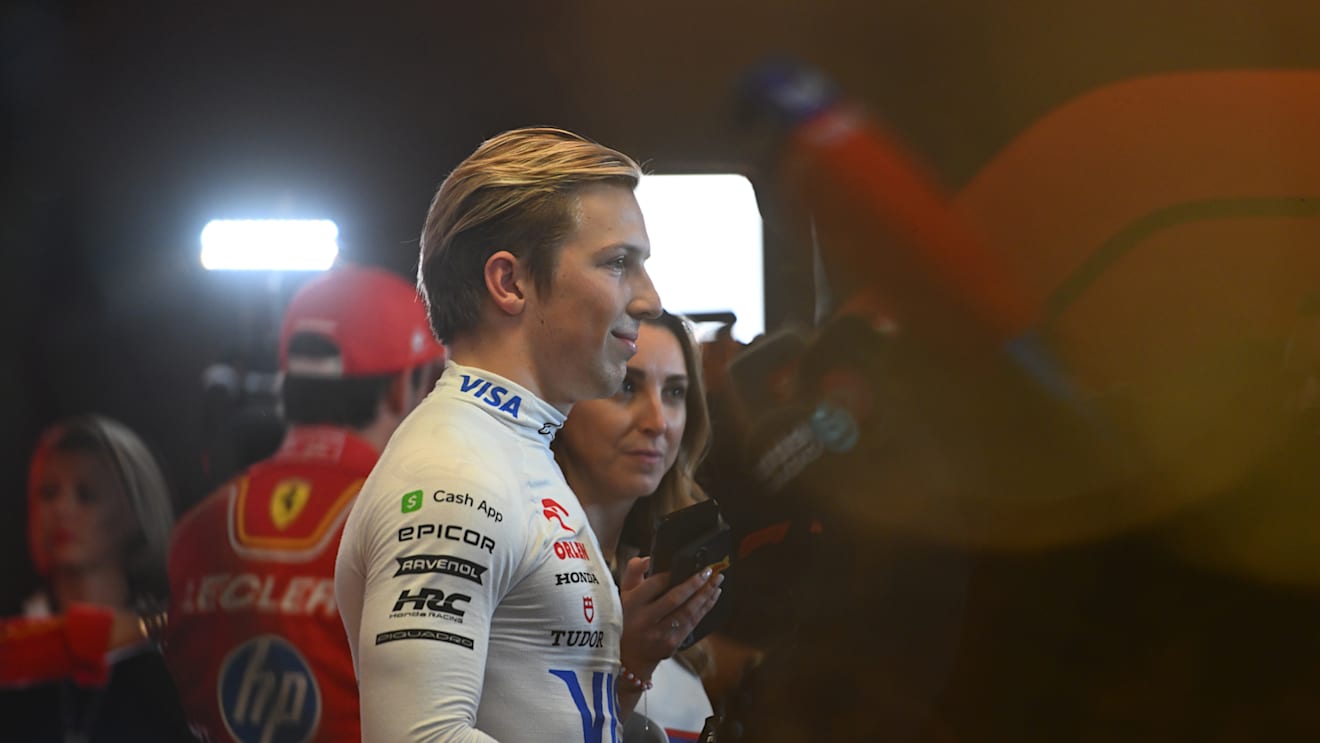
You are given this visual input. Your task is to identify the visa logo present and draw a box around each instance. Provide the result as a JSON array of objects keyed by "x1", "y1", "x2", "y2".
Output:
[{"x1": 459, "y1": 375, "x2": 522, "y2": 418}]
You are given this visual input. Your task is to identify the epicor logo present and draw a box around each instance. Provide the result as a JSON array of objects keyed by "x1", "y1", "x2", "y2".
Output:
[
  {"x1": 219, "y1": 635, "x2": 320, "y2": 743},
  {"x1": 396, "y1": 523, "x2": 496, "y2": 553},
  {"x1": 401, "y1": 490, "x2": 424, "y2": 514}
]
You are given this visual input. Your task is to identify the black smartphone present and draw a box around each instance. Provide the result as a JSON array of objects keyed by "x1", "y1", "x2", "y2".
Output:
[
  {"x1": 648, "y1": 500, "x2": 734, "y2": 650},
  {"x1": 649, "y1": 500, "x2": 721, "y2": 577}
]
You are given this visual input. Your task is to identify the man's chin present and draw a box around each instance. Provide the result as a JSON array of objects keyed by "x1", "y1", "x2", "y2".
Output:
[{"x1": 585, "y1": 367, "x2": 626, "y2": 401}]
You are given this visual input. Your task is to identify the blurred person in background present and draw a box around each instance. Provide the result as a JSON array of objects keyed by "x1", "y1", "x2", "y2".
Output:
[
  {"x1": 555, "y1": 311, "x2": 725, "y2": 743},
  {"x1": 166, "y1": 263, "x2": 445, "y2": 742},
  {"x1": 2, "y1": 414, "x2": 194, "y2": 741}
]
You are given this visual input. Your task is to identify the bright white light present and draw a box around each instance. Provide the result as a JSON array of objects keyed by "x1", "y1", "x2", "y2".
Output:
[
  {"x1": 200, "y1": 219, "x2": 340, "y2": 271},
  {"x1": 634, "y1": 174, "x2": 764, "y2": 343}
]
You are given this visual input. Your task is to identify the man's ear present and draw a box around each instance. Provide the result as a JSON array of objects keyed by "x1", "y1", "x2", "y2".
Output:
[{"x1": 484, "y1": 250, "x2": 527, "y2": 317}]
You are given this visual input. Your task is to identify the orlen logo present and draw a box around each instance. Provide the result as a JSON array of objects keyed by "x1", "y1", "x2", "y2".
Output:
[
  {"x1": 219, "y1": 635, "x2": 320, "y2": 743},
  {"x1": 542, "y1": 498, "x2": 573, "y2": 532},
  {"x1": 553, "y1": 540, "x2": 589, "y2": 561}
]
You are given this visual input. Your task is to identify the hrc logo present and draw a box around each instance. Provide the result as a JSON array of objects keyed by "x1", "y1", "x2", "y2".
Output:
[
  {"x1": 270, "y1": 479, "x2": 311, "y2": 531},
  {"x1": 219, "y1": 635, "x2": 320, "y2": 743}
]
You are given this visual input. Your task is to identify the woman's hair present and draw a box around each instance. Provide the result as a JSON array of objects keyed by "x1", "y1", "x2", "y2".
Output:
[{"x1": 27, "y1": 415, "x2": 175, "y2": 609}]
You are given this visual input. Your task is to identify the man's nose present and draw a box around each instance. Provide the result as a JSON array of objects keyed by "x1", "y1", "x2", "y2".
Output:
[{"x1": 628, "y1": 266, "x2": 662, "y2": 320}]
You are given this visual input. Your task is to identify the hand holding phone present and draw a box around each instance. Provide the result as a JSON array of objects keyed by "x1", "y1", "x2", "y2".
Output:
[{"x1": 647, "y1": 500, "x2": 733, "y2": 648}]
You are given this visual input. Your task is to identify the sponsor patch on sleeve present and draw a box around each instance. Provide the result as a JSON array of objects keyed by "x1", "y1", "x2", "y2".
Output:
[{"x1": 374, "y1": 628, "x2": 474, "y2": 650}]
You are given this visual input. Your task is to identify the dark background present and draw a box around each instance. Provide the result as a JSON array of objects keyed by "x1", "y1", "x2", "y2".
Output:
[{"x1": 6, "y1": 1, "x2": 1320, "y2": 736}]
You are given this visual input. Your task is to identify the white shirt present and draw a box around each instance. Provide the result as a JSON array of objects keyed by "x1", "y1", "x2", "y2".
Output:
[
  {"x1": 644, "y1": 659, "x2": 714, "y2": 742},
  {"x1": 336, "y1": 362, "x2": 624, "y2": 742}
]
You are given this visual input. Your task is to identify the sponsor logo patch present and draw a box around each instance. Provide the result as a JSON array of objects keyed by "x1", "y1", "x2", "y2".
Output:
[
  {"x1": 458, "y1": 374, "x2": 523, "y2": 418},
  {"x1": 553, "y1": 540, "x2": 589, "y2": 561},
  {"x1": 219, "y1": 635, "x2": 320, "y2": 743},
  {"x1": 375, "y1": 628, "x2": 474, "y2": 650},
  {"x1": 430, "y1": 490, "x2": 504, "y2": 523},
  {"x1": 394, "y1": 555, "x2": 487, "y2": 585},
  {"x1": 397, "y1": 523, "x2": 496, "y2": 553},
  {"x1": 542, "y1": 498, "x2": 573, "y2": 532},
  {"x1": 401, "y1": 490, "x2": 424, "y2": 514},
  {"x1": 549, "y1": 629, "x2": 605, "y2": 648},
  {"x1": 554, "y1": 571, "x2": 600, "y2": 586},
  {"x1": 389, "y1": 587, "x2": 471, "y2": 623}
]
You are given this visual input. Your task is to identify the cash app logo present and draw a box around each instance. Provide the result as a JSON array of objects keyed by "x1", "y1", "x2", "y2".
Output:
[{"x1": 401, "y1": 490, "x2": 424, "y2": 514}]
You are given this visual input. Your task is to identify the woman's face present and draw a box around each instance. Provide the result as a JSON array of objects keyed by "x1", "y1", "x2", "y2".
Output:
[
  {"x1": 29, "y1": 448, "x2": 135, "y2": 576},
  {"x1": 560, "y1": 322, "x2": 689, "y2": 504}
]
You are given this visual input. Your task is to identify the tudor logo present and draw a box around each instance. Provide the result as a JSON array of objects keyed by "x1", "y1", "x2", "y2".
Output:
[
  {"x1": 583, "y1": 596, "x2": 594, "y2": 623},
  {"x1": 549, "y1": 630, "x2": 605, "y2": 648},
  {"x1": 542, "y1": 498, "x2": 573, "y2": 532}
]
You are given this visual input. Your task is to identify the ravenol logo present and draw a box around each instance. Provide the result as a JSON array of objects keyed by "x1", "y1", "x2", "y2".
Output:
[
  {"x1": 219, "y1": 635, "x2": 320, "y2": 743},
  {"x1": 401, "y1": 490, "x2": 424, "y2": 514}
]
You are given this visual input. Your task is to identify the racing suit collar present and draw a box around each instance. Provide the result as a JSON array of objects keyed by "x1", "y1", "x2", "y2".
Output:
[{"x1": 437, "y1": 361, "x2": 567, "y2": 444}]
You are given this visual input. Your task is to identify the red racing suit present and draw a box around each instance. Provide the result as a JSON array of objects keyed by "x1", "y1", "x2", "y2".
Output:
[{"x1": 167, "y1": 425, "x2": 374, "y2": 743}]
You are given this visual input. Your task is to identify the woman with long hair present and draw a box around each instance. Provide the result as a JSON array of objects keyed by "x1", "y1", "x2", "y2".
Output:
[{"x1": 556, "y1": 311, "x2": 723, "y2": 741}]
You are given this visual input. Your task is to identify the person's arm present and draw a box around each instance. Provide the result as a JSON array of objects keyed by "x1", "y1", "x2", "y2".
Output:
[
  {"x1": 349, "y1": 469, "x2": 523, "y2": 742},
  {"x1": 615, "y1": 558, "x2": 723, "y2": 720},
  {"x1": 0, "y1": 604, "x2": 146, "y2": 688}
]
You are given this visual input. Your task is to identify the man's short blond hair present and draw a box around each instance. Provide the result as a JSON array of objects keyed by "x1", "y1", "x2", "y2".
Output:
[{"x1": 418, "y1": 127, "x2": 644, "y2": 344}]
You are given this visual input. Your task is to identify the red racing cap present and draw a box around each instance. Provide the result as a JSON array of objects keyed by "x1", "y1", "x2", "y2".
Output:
[{"x1": 279, "y1": 263, "x2": 446, "y2": 378}]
